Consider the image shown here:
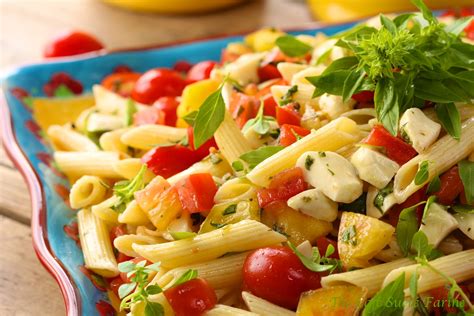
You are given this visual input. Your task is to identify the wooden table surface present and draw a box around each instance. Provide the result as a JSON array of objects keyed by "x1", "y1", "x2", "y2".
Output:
[{"x1": 0, "y1": 0, "x2": 314, "y2": 315}]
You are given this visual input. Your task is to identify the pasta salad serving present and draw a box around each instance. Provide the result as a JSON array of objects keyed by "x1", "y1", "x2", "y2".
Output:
[{"x1": 44, "y1": 1, "x2": 474, "y2": 315}]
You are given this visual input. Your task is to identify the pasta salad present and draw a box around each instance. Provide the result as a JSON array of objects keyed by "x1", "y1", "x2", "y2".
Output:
[{"x1": 45, "y1": 1, "x2": 474, "y2": 315}]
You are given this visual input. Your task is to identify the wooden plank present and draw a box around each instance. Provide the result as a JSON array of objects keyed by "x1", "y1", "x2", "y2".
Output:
[
  {"x1": 0, "y1": 215, "x2": 65, "y2": 316},
  {"x1": 0, "y1": 165, "x2": 31, "y2": 224}
]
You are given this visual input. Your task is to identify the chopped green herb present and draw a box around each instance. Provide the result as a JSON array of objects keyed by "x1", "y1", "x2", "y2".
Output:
[
  {"x1": 243, "y1": 102, "x2": 275, "y2": 136},
  {"x1": 169, "y1": 231, "x2": 197, "y2": 240},
  {"x1": 414, "y1": 160, "x2": 430, "y2": 185},
  {"x1": 279, "y1": 85, "x2": 298, "y2": 106},
  {"x1": 318, "y1": 152, "x2": 326, "y2": 158},
  {"x1": 112, "y1": 165, "x2": 147, "y2": 213},
  {"x1": 339, "y1": 193, "x2": 367, "y2": 214},
  {"x1": 426, "y1": 174, "x2": 441, "y2": 194},
  {"x1": 210, "y1": 222, "x2": 227, "y2": 229},
  {"x1": 222, "y1": 204, "x2": 237, "y2": 215},
  {"x1": 232, "y1": 160, "x2": 245, "y2": 172},
  {"x1": 374, "y1": 184, "x2": 394, "y2": 213},
  {"x1": 288, "y1": 242, "x2": 342, "y2": 274},
  {"x1": 305, "y1": 155, "x2": 314, "y2": 170},
  {"x1": 125, "y1": 99, "x2": 137, "y2": 126},
  {"x1": 275, "y1": 35, "x2": 312, "y2": 57},
  {"x1": 302, "y1": 196, "x2": 312, "y2": 203},
  {"x1": 341, "y1": 225, "x2": 357, "y2": 246}
]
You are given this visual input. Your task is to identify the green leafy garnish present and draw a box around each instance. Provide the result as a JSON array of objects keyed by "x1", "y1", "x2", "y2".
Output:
[
  {"x1": 414, "y1": 160, "x2": 430, "y2": 185},
  {"x1": 362, "y1": 272, "x2": 405, "y2": 316},
  {"x1": 125, "y1": 98, "x2": 137, "y2": 126},
  {"x1": 304, "y1": 155, "x2": 314, "y2": 170},
  {"x1": 458, "y1": 160, "x2": 474, "y2": 204},
  {"x1": 373, "y1": 184, "x2": 393, "y2": 213},
  {"x1": 232, "y1": 160, "x2": 245, "y2": 172},
  {"x1": 434, "y1": 103, "x2": 461, "y2": 140},
  {"x1": 339, "y1": 192, "x2": 367, "y2": 214},
  {"x1": 222, "y1": 204, "x2": 237, "y2": 215},
  {"x1": 288, "y1": 242, "x2": 342, "y2": 274},
  {"x1": 182, "y1": 110, "x2": 198, "y2": 126},
  {"x1": 396, "y1": 206, "x2": 419, "y2": 256},
  {"x1": 411, "y1": 231, "x2": 442, "y2": 261},
  {"x1": 451, "y1": 204, "x2": 474, "y2": 214},
  {"x1": 341, "y1": 225, "x2": 357, "y2": 246},
  {"x1": 239, "y1": 146, "x2": 284, "y2": 169},
  {"x1": 243, "y1": 102, "x2": 275, "y2": 136},
  {"x1": 275, "y1": 35, "x2": 312, "y2": 57},
  {"x1": 279, "y1": 85, "x2": 298, "y2": 106},
  {"x1": 421, "y1": 195, "x2": 437, "y2": 222},
  {"x1": 112, "y1": 165, "x2": 147, "y2": 213},
  {"x1": 118, "y1": 260, "x2": 163, "y2": 314},
  {"x1": 426, "y1": 174, "x2": 440, "y2": 194},
  {"x1": 171, "y1": 269, "x2": 198, "y2": 288},
  {"x1": 169, "y1": 231, "x2": 197, "y2": 240}
]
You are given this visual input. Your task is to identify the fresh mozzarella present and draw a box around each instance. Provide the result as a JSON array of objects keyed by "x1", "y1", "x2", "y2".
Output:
[
  {"x1": 399, "y1": 108, "x2": 441, "y2": 153},
  {"x1": 454, "y1": 212, "x2": 474, "y2": 240},
  {"x1": 366, "y1": 185, "x2": 397, "y2": 219},
  {"x1": 242, "y1": 120, "x2": 279, "y2": 148},
  {"x1": 419, "y1": 203, "x2": 459, "y2": 247},
  {"x1": 271, "y1": 84, "x2": 318, "y2": 109},
  {"x1": 296, "y1": 151, "x2": 363, "y2": 203},
  {"x1": 217, "y1": 52, "x2": 265, "y2": 85},
  {"x1": 318, "y1": 93, "x2": 355, "y2": 119},
  {"x1": 287, "y1": 188, "x2": 338, "y2": 222},
  {"x1": 276, "y1": 62, "x2": 307, "y2": 83},
  {"x1": 351, "y1": 147, "x2": 400, "y2": 189}
]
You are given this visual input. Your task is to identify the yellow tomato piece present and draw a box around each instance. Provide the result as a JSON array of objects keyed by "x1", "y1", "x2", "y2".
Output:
[
  {"x1": 32, "y1": 95, "x2": 95, "y2": 131},
  {"x1": 261, "y1": 202, "x2": 332, "y2": 245},
  {"x1": 244, "y1": 28, "x2": 286, "y2": 52},
  {"x1": 297, "y1": 285, "x2": 368, "y2": 316},
  {"x1": 338, "y1": 212, "x2": 395, "y2": 268},
  {"x1": 176, "y1": 79, "x2": 220, "y2": 127}
]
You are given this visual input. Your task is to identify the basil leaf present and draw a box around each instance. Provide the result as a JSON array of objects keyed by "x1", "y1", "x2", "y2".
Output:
[
  {"x1": 411, "y1": 231, "x2": 431, "y2": 259},
  {"x1": 393, "y1": 13, "x2": 414, "y2": 29},
  {"x1": 321, "y1": 56, "x2": 359, "y2": 74},
  {"x1": 169, "y1": 231, "x2": 197, "y2": 240},
  {"x1": 421, "y1": 195, "x2": 437, "y2": 222},
  {"x1": 414, "y1": 160, "x2": 430, "y2": 185},
  {"x1": 193, "y1": 85, "x2": 225, "y2": 148},
  {"x1": 362, "y1": 272, "x2": 405, "y2": 316},
  {"x1": 375, "y1": 77, "x2": 399, "y2": 136},
  {"x1": 307, "y1": 70, "x2": 351, "y2": 97},
  {"x1": 182, "y1": 110, "x2": 198, "y2": 126},
  {"x1": 118, "y1": 261, "x2": 136, "y2": 273},
  {"x1": 339, "y1": 192, "x2": 367, "y2": 214},
  {"x1": 411, "y1": 0, "x2": 436, "y2": 24},
  {"x1": 239, "y1": 146, "x2": 284, "y2": 169},
  {"x1": 275, "y1": 35, "x2": 312, "y2": 57},
  {"x1": 426, "y1": 174, "x2": 440, "y2": 194},
  {"x1": 396, "y1": 206, "x2": 419, "y2": 256},
  {"x1": 171, "y1": 269, "x2": 198, "y2": 288},
  {"x1": 380, "y1": 14, "x2": 397, "y2": 35},
  {"x1": 445, "y1": 16, "x2": 474, "y2": 36},
  {"x1": 118, "y1": 282, "x2": 137, "y2": 299},
  {"x1": 409, "y1": 269, "x2": 418, "y2": 301},
  {"x1": 451, "y1": 204, "x2": 474, "y2": 214},
  {"x1": 145, "y1": 301, "x2": 164, "y2": 316},
  {"x1": 146, "y1": 284, "x2": 163, "y2": 295},
  {"x1": 288, "y1": 242, "x2": 337, "y2": 273},
  {"x1": 222, "y1": 204, "x2": 237, "y2": 215},
  {"x1": 232, "y1": 160, "x2": 244, "y2": 172},
  {"x1": 458, "y1": 160, "x2": 474, "y2": 204},
  {"x1": 414, "y1": 78, "x2": 466, "y2": 103},
  {"x1": 342, "y1": 70, "x2": 366, "y2": 103}
]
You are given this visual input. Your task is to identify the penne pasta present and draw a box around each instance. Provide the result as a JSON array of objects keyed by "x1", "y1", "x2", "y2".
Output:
[
  {"x1": 114, "y1": 233, "x2": 166, "y2": 257},
  {"x1": 205, "y1": 305, "x2": 259, "y2": 316},
  {"x1": 99, "y1": 127, "x2": 131, "y2": 156},
  {"x1": 47, "y1": 124, "x2": 99, "y2": 152},
  {"x1": 242, "y1": 291, "x2": 295, "y2": 316},
  {"x1": 112, "y1": 158, "x2": 156, "y2": 183},
  {"x1": 54, "y1": 151, "x2": 121, "y2": 179},
  {"x1": 132, "y1": 220, "x2": 287, "y2": 268},
  {"x1": 120, "y1": 124, "x2": 188, "y2": 150},
  {"x1": 118, "y1": 200, "x2": 150, "y2": 226},
  {"x1": 91, "y1": 195, "x2": 119, "y2": 224},
  {"x1": 69, "y1": 175, "x2": 108, "y2": 209}
]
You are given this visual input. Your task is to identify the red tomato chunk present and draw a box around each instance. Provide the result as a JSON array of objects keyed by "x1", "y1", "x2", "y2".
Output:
[
  {"x1": 276, "y1": 103, "x2": 301, "y2": 126},
  {"x1": 279, "y1": 124, "x2": 310, "y2": 146},
  {"x1": 142, "y1": 145, "x2": 198, "y2": 179},
  {"x1": 131, "y1": 68, "x2": 186, "y2": 105},
  {"x1": 164, "y1": 278, "x2": 217, "y2": 316},
  {"x1": 177, "y1": 173, "x2": 218, "y2": 213},
  {"x1": 434, "y1": 166, "x2": 465, "y2": 205},
  {"x1": 186, "y1": 61, "x2": 218, "y2": 82}
]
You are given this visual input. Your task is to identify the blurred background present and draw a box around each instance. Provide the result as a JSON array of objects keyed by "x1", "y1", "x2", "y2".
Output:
[{"x1": 0, "y1": 0, "x2": 472, "y2": 315}]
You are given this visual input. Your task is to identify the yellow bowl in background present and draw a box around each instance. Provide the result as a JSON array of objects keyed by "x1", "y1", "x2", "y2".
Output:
[
  {"x1": 102, "y1": 0, "x2": 246, "y2": 14},
  {"x1": 307, "y1": 0, "x2": 473, "y2": 22}
]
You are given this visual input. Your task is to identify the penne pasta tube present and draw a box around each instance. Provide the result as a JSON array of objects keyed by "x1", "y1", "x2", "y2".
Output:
[
  {"x1": 154, "y1": 252, "x2": 248, "y2": 290},
  {"x1": 214, "y1": 110, "x2": 253, "y2": 164},
  {"x1": 47, "y1": 125, "x2": 99, "y2": 152},
  {"x1": 132, "y1": 220, "x2": 287, "y2": 268},
  {"x1": 54, "y1": 151, "x2": 121, "y2": 179},
  {"x1": 120, "y1": 124, "x2": 187, "y2": 150},
  {"x1": 99, "y1": 127, "x2": 131, "y2": 155},
  {"x1": 69, "y1": 175, "x2": 108, "y2": 209},
  {"x1": 393, "y1": 118, "x2": 474, "y2": 203},
  {"x1": 112, "y1": 158, "x2": 155, "y2": 183},
  {"x1": 118, "y1": 200, "x2": 150, "y2": 226},
  {"x1": 247, "y1": 117, "x2": 361, "y2": 187},
  {"x1": 77, "y1": 208, "x2": 118, "y2": 277},
  {"x1": 205, "y1": 305, "x2": 259, "y2": 316},
  {"x1": 114, "y1": 233, "x2": 166, "y2": 257},
  {"x1": 91, "y1": 195, "x2": 119, "y2": 224},
  {"x1": 321, "y1": 258, "x2": 414, "y2": 297},
  {"x1": 382, "y1": 249, "x2": 474, "y2": 296},
  {"x1": 242, "y1": 291, "x2": 295, "y2": 316}
]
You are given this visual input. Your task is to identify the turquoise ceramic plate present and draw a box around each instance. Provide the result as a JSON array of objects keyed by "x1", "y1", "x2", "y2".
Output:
[{"x1": 1, "y1": 22, "x2": 356, "y2": 316}]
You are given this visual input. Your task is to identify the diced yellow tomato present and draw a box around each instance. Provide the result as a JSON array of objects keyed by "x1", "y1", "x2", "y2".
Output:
[
  {"x1": 244, "y1": 28, "x2": 286, "y2": 52},
  {"x1": 134, "y1": 176, "x2": 170, "y2": 211},
  {"x1": 297, "y1": 285, "x2": 368, "y2": 316},
  {"x1": 338, "y1": 212, "x2": 395, "y2": 268},
  {"x1": 176, "y1": 79, "x2": 220, "y2": 127},
  {"x1": 261, "y1": 202, "x2": 332, "y2": 245}
]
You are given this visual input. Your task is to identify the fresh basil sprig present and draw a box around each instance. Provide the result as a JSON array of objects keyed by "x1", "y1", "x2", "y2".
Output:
[
  {"x1": 239, "y1": 146, "x2": 284, "y2": 169},
  {"x1": 434, "y1": 103, "x2": 461, "y2": 140},
  {"x1": 288, "y1": 242, "x2": 342, "y2": 274},
  {"x1": 362, "y1": 273, "x2": 406, "y2": 316},
  {"x1": 112, "y1": 165, "x2": 147, "y2": 213},
  {"x1": 414, "y1": 160, "x2": 430, "y2": 185},
  {"x1": 243, "y1": 102, "x2": 275, "y2": 136},
  {"x1": 275, "y1": 35, "x2": 312, "y2": 57},
  {"x1": 396, "y1": 206, "x2": 419, "y2": 256}
]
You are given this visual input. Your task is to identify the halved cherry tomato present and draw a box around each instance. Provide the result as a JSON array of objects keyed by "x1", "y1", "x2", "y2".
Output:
[
  {"x1": 164, "y1": 278, "x2": 217, "y2": 316},
  {"x1": 433, "y1": 166, "x2": 464, "y2": 205},
  {"x1": 261, "y1": 93, "x2": 278, "y2": 117},
  {"x1": 131, "y1": 68, "x2": 186, "y2": 105},
  {"x1": 44, "y1": 30, "x2": 104, "y2": 58},
  {"x1": 315, "y1": 237, "x2": 339, "y2": 259},
  {"x1": 109, "y1": 225, "x2": 127, "y2": 244},
  {"x1": 257, "y1": 167, "x2": 308, "y2": 208},
  {"x1": 276, "y1": 103, "x2": 301, "y2": 126},
  {"x1": 187, "y1": 127, "x2": 218, "y2": 160},
  {"x1": 101, "y1": 72, "x2": 141, "y2": 97},
  {"x1": 152, "y1": 96, "x2": 180, "y2": 127},
  {"x1": 176, "y1": 173, "x2": 218, "y2": 213},
  {"x1": 109, "y1": 276, "x2": 125, "y2": 298},
  {"x1": 257, "y1": 64, "x2": 282, "y2": 82},
  {"x1": 133, "y1": 107, "x2": 166, "y2": 126},
  {"x1": 243, "y1": 246, "x2": 322, "y2": 309},
  {"x1": 43, "y1": 72, "x2": 83, "y2": 96},
  {"x1": 255, "y1": 78, "x2": 287, "y2": 98},
  {"x1": 364, "y1": 125, "x2": 417, "y2": 165},
  {"x1": 351, "y1": 90, "x2": 374, "y2": 103},
  {"x1": 279, "y1": 124, "x2": 310, "y2": 146},
  {"x1": 173, "y1": 60, "x2": 193, "y2": 73},
  {"x1": 229, "y1": 91, "x2": 260, "y2": 128},
  {"x1": 186, "y1": 61, "x2": 218, "y2": 83},
  {"x1": 142, "y1": 145, "x2": 199, "y2": 178}
]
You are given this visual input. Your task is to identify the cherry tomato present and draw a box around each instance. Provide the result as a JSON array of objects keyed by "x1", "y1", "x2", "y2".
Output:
[
  {"x1": 257, "y1": 64, "x2": 282, "y2": 82},
  {"x1": 433, "y1": 166, "x2": 464, "y2": 205},
  {"x1": 152, "y1": 96, "x2": 180, "y2": 127},
  {"x1": 176, "y1": 173, "x2": 218, "y2": 213},
  {"x1": 109, "y1": 225, "x2": 127, "y2": 244},
  {"x1": 142, "y1": 145, "x2": 199, "y2": 178},
  {"x1": 96, "y1": 300, "x2": 115, "y2": 316},
  {"x1": 364, "y1": 125, "x2": 417, "y2": 165},
  {"x1": 101, "y1": 72, "x2": 141, "y2": 97},
  {"x1": 315, "y1": 237, "x2": 339, "y2": 259},
  {"x1": 164, "y1": 278, "x2": 217, "y2": 316},
  {"x1": 173, "y1": 60, "x2": 193, "y2": 73},
  {"x1": 257, "y1": 167, "x2": 308, "y2": 208},
  {"x1": 279, "y1": 124, "x2": 310, "y2": 146},
  {"x1": 243, "y1": 246, "x2": 322, "y2": 309},
  {"x1": 186, "y1": 61, "x2": 218, "y2": 82},
  {"x1": 133, "y1": 107, "x2": 166, "y2": 126},
  {"x1": 43, "y1": 72, "x2": 83, "y2": 97},
  {"x1": 229, "y1": 92, "x2": 260, "y2": 128},
  {"x1": 351, "y1": 90, "x2": 374, "y2": 103},
  {"x1": 276, "y1": 103, "x2": 302, "y2": 126},
  {"x1": 109, "y1": 276, "x2": 125, "y2": 298},
  {"x1": 187, "y1": 127, "x2": 218, "y2": 160},
  {"x1": 131, "y1": 68, "x2": 186, "y2": 105},
  {"x1": 44, "y1": 30, "x2": 104, "y2": 58}
]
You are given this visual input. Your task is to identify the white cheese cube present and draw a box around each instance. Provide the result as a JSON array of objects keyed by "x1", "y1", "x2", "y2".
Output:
[
  {"x1": 351, "y1": 147, "x2": 400, "y2": 189},
  {"x1": 399, "y1": 108, "x2": 441, "y2": 153},
  {"x1": 271, "y1": 84, "x2": 318, "y2": 109},
  {"x1": 287, "y1": 188, "x2": 338, "y2": 222},
  {"x1": 221, "y1": 52, "x2": 265, "y2": 85},
  {"x1": 296, "y1": 151, "x2": 363, "y2": 203},
  {"x1": 366, "y1": 185, "x2": 397, "y2": 219},
  {"x1": 419, "y1": 203, "x2": 459, "y2": 247},
  {"x1": 318, "y1": 93, "x2": 355, "y2": 119},
  {"x1": 454, "y1": 212, "x2": 474, "y2": 240}
]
